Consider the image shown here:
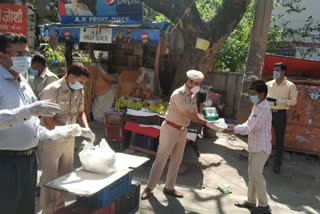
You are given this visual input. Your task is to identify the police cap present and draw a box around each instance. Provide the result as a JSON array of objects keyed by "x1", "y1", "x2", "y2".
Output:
[{"x1": 186, "y1": 70, "x2": 204, "y2": 82}]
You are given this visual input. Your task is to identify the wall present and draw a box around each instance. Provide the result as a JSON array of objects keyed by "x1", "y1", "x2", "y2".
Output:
[{"x1": 204, "y1": 72, "x2": 243, "y2": 120}]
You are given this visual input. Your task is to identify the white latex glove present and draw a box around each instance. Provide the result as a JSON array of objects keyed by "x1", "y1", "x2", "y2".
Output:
[
  {"x1": 26, "y1": 100, "x2": 61, "y2": 117},
  {"x1": 39, "y1": 124, "x2": 81, "y2": 141},
  {"x1": 206, "y1": 119, "x2": 228, "y2": 132},
  {"x1": 276, "y1": 98, "x2": 287, "y2": 104},
  {"x1": 81, "y1": 128, "x2": 96, "y2": 143}
]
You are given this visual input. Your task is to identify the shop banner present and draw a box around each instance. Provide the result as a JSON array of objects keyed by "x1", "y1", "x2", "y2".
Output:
[
  {"x1": 80, "y1": 28, "x2": 112, "y2": 43},
  {"x1": 111, "y1": 28, "x2": 159, "y2": 45},
  {"x1": 58, "y1": 0, "x2": 143, "y2": 24},
  {"x1": 40, "y1": 26, "x2": 80, "y2": 43},
  {"x1": 78, "y1": 28, "x2": 159, "y2": 45},
  {"x1": 0, "y1": 4, "x2": 27, "y2": 36}
]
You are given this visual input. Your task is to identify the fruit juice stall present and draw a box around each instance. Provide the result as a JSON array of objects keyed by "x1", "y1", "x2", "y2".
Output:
[{"x1": 38, "y1": 1, "x2": 180, "y2": 213}]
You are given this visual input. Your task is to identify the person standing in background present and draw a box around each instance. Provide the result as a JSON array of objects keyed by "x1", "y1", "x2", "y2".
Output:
[
  {"x1": 266, "y1": 62, "x2": 297, "y2": 174},
  {"x1": 29, "y1": 54, "x2": 58, "y2": 98}
]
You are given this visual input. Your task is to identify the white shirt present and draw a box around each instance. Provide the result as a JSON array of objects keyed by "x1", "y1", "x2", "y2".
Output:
[
  {"x1": 0, "y1": 65, "x2": 41, "y2": 151},
  {"x1": 234, "y1": 99, "x2": 272, "y2": 154}
]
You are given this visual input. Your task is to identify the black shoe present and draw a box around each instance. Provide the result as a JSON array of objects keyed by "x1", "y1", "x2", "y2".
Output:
[
  {"x1": 36, "y1": 186, "x2": 41, "y2": 197},
  {"x1": 251, "y1": 206, "x2": 272, "y2": 214},
  {"x1": 273, "y1": 165, "x2": 280, "y2": 174}
]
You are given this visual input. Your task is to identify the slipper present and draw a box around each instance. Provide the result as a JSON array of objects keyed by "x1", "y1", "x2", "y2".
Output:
[{"x1": 234, "y1": 200, "x2": 256, "y2": 209}]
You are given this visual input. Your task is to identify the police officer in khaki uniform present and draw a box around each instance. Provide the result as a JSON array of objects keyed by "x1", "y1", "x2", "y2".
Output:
[
  {"x1": 141, "y1": 70, "x2": 219, "y2": 200},
  {"x1": 38, "y1": 63, "x2": 95, "y2": 214},
  {"x1": 29, "y1": 54, "x2": 58, "y2": 98}
]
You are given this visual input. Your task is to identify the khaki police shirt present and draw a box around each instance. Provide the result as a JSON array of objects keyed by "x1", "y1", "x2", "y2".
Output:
[
  {"x1": 266, "y1": 78, "x2": 297, "y2": 110},
  {"x1": 165, "y1": 85, "x2": 198, "y2": 127},
  {"x1": 39, "y1": 77, "x2": 84, "y2": 125},
  {"x1": 32, "y1": 68, "x2": 58, "y2": 98}
]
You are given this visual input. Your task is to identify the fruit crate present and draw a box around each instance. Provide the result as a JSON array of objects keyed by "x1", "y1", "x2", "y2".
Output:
[
  {"x1": 77, "y1": 173, "x2": 132, "y2": 209},
  {"x1": 104, "y1": 124, "x2": 128, "y2": 142},
  {"x1": 54, "y1": 201, "x2": 115, "y2": 214},
  {"x1": 141, "y1": 115, "x2": 164, "y2": 126},
  {"x1": 104, "y1": 108, "x2": 126, "y2": 126},
  {"x1": 134, "y1": 134, "x2": 159, "y2": 152},
  {"x1": 115, "y1": 180, "x2": 141, "y2": 214},
  {"x1": 125, "y1": 114, "x2": 143, "y2": 124}
]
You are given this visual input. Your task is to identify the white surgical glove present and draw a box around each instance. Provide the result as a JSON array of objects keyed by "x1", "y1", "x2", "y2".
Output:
[
  {"x1": 39, "y1": 124, "x2": 82, "y2": 141},
  {"x1": 276, "y1": 98, "x2": 287, "y2": 104},
  {"x1": 26, "y1": 100, "x2": 61, "y2": 117},
  {"x1": 206, "y1": 119, "x2": 228, "y2": 132},
  {"x1": 80, "y1": 128, "x2": 96, "y2": 143}
]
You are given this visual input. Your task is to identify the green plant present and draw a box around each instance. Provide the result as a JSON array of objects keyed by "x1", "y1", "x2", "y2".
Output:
[{"x1": 39, "y1": 44, "x2": 65, "y2": 65}]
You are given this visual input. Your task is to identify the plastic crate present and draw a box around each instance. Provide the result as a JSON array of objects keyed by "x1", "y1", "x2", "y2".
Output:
[
  {"x1": 108, "y1": 138, "x2": 130, "y2": 152},
  {"x1": 134, "y1": 134, "x2": 158, "y2": 151},
  {"x1": 77, "y1": 173, "x2": 132, "y2": 209},
  {"x1": 115, "y1": 180, "x2": 141, "y2": 214},
  {"x1": 104, "y1": 108, "x2": 126, "y2": 126},
  {"x1": 104, "y1": 124, "x2": 128, "y2": 142},
  {"x1": 54, "y1": 201, "x2": 115, "y2": 214}
]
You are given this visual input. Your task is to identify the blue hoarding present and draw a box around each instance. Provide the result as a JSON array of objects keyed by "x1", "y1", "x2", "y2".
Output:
[
  {"x1": 58, "y1": 0, "x2": 143, "y2": 24},
  {"x1": 112, "y1": 28, "x2": 160, "y2": 45}
]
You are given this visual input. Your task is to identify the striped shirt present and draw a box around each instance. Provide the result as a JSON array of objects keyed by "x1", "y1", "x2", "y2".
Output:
[
  {"x1": 234, "y1": 99, "x2": 272, "y2": 154},
  {"x1": 0, "y1": 65, "x2": 41, "y2": 151}
]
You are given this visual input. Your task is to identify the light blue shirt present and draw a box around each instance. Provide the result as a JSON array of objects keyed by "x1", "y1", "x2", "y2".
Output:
[{"x1": 0, "y1": 65, "x2": 41, "y2": 151}]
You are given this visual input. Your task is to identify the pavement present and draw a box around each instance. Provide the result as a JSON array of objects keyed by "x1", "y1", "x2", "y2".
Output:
[{"x1": 36, "y1": 121, "x2": 320, "y2": 214}]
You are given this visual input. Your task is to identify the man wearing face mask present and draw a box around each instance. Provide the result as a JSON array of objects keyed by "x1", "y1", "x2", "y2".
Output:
[
  {"x1": 266, "y1": 62, "x2": 297, "y2": 174},
  {"x1": 141, "y1": 70, "x2": 220, "y2": 200},
  {"x1": 29, "y1": 54, "x2": 58, "y2": 98},
  {"x1": 38, "y1": 63, "x2": 95, "y2": 214},
  {"x1": 224, "y1": 80, "x2": 272, "y2": 214},
  {"x1": 0, "y1": 33, "x2": 92, "y2": 214}
]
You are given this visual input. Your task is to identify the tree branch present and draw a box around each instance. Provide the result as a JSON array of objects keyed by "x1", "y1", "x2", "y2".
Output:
[{"x1": 209, "y1": 0, "x2": 252, "y2": 42}]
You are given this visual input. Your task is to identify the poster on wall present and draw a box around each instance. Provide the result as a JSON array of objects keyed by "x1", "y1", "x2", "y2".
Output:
[
  {"x1": 40, "y1": 26, "x2": 80, "y2": 44},
  {"x1": 80, "y1": 28, "x2": 112, "y2": 43},
  {"x1": 111, "y1": 28, "x2": 159, "y2": 45},
  {"x1": 0, "y1": 4, "x2": 27, "y2": 36},
  {"x1": 58, "y1": 0, "x2": 143, "y2": 24}
]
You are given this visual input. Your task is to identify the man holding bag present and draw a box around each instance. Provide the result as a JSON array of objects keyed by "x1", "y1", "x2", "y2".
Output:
[
  {"x1": 141, "y1": 70, "x2": 220, "y2": 200},
  {"x1": 39, "y1": 63, "x2": 95, "y2": 214}
]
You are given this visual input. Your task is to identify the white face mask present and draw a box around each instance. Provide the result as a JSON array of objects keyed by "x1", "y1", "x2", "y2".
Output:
[
  {"x1": 191, "y1": 86, "x2": 200, "y2": 94},
  {"x1": 10, "y1": 56, "x2": 31, "y2": 74}
]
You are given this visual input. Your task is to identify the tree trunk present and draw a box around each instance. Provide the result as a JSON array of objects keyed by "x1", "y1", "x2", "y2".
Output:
[
  {"x1": 237, "y1": 0, "x2": 273, "y2": 124},
  {"x1": 145, "y1": 0, "x2": 251, "y2": 90}
]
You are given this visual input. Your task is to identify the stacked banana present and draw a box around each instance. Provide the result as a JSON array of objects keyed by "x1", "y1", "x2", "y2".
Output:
[
  {"x1": 114, "y1": 97, "x2": 149, "y2": 112},
  {"x1": 114, "y1": 97, "x2": 169, "y2": 115},
  {"x1": 148, "y1": 99, "x2": 169, "y2": 116}
]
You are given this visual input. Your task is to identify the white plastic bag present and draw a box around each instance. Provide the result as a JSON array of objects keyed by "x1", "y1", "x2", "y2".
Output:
[
  {"x1": 79, "y1": 139, "x2": 117, "y2": 175},
  {"x1": 214, "y1": 118, "x2": 228, "y2": 131}
]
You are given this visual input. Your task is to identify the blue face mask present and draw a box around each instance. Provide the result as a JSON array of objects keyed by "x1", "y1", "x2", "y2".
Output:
[
  {"x1": 28, "y1": 66, "x2": 38, "y2": 76},
  {"x1": 250, "y1": 95, "x2": 260, "y2": 104},
  {"x1": 69, "y1": 80, "x2": 83, "y2": 90},
  {"x1": 273, "y1": 71, "x2": 281, "y2": 79}
]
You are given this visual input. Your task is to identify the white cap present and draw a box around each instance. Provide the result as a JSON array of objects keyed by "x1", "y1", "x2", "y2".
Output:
[{"x1": 186, "y1": 70, "x2": 204, "y2": 82}]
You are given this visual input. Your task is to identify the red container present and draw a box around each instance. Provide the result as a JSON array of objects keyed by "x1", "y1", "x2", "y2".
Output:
[
  {"x1": 104, "y1": 124, "x2": 128, "y2": 142},
  {"x1": 272, "y1": 83, "x2": 320, "y2": 154},
  {"x1": 54, "y1": 201, "x2": 115, "y2": 214}
]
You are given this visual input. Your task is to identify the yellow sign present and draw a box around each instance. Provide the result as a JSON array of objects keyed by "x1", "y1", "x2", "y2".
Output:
[{"x1": 195, "y1": 38, "x2": 210, "y2": 51}]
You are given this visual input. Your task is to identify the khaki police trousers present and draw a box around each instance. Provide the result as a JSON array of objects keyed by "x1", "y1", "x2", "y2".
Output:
[
  {"x1": 39, "y1": 136, "x2": 75, "y2": 214},
  {"x1": 248, "y1": 152, "x2": 270, "y2": 207},
  {"x1": 147, "y1": 121, "x2": 187, "y2": 190}
]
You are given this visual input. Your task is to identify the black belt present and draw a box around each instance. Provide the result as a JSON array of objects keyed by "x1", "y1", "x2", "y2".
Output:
[
  {"x1": 271, "y1": 109, "x2": 286, "y2": 113},
  {"x1": 0, "y1": 148, "x2": 35, "y2": 157}
]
